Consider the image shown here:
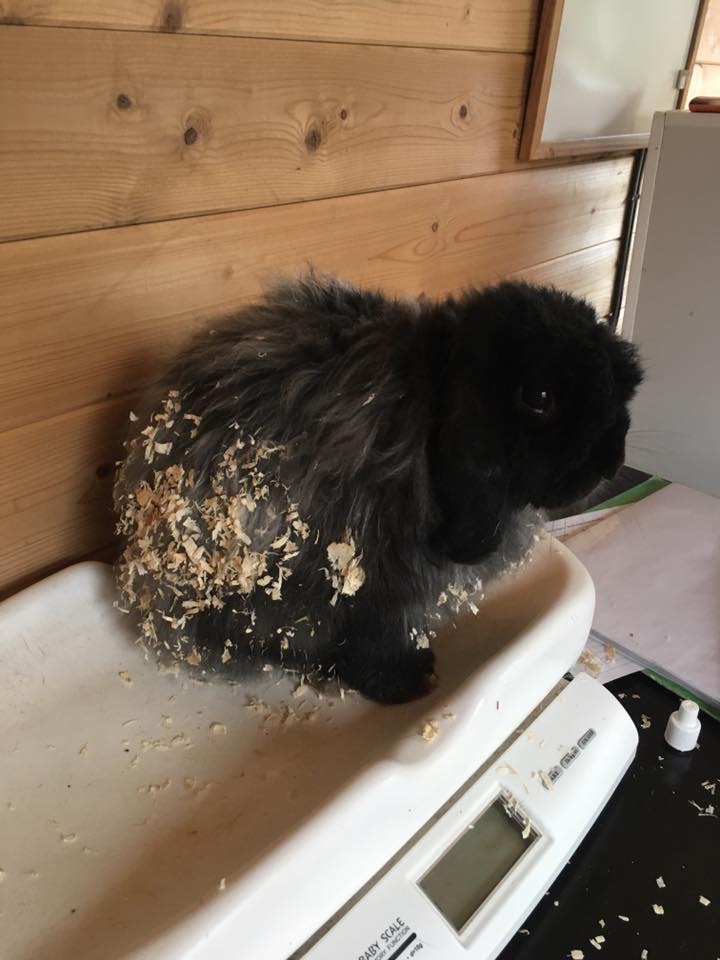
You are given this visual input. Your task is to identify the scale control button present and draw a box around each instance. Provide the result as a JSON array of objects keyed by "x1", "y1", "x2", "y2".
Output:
[
  {"x1": 578, "y1": 728, "x2": 596, "y2": 749},
  {"x1": 544, "y1": 766, "x2": 563, "y2": 788},
  {"x1": 560, "y1": 744, "x2": 581, "y2": 769}
]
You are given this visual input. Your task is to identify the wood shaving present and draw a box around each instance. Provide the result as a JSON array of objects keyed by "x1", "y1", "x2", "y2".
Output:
[
  {"x1": 618, "y1": 915, "x2": 630, "y2": 922},
  {"x1": 139, "y1": 779, "x2": 171, "y2": 796},
  {"x1": 641, "y1": 950, "x2": 648, "y2": 959},
  {"x1": 655, "y1": 876, "x2": 665, "y2": 888},
  {"x1": 598, "y1": 920, "x2": 605, "y2": 928},
  {"x1": 60, "y1": 833, "x2": 78, "y2": 844},
  {"x1": 640, "y1": 714, "x2": 652, "y2": 729},
  {"x1": 78, "y1": 743, "x2": 88, "y2": 756},
  {"x1": 539, "y1": 770, "x2": 554, "y2": 791},
  {"x1": 218, "y1": 878, "x2": 227, "y2": 891},
  {"x1": 578, "y1": 649, "x2": 603, "y2": 676},
  {"x1": 604, "y1": 644, "x2": 616, "y2": 663},
  {"x1": 589, "y1": 938, "x2": 602, "y2": 951},
  {"x1": 209, "y1": 722, "x2": 227, "y2": 736},
  {"x1": 118, "y1": 671, "x2": 133, "y2": 686},
  {"x1": 595, "y1": 936, "x2": 605, "y2": 944},
  {"x1": 140, "y1": 737, "x2": 171, "y2": 752},
  {"x1": 570, "y1": 951, "x2": 585, "y2": 959},
  {"x1": 292, "y1": 518, "x2": 310, "y2": 540},
  {"x1": 699, "y1": 895, "x2": 710, "y2": 906},
  {"x1": 327, "y1": 535, "x2": 366, "y2": 600},
  {"x1": 652, "y1": 903, "x2": 664, "y2": 915},
  {"x1": 447, "y1": 582, "x2": 470, "y2": 606},
  {"x1": 116, "y1": 412, "x2": 312, "y2": 661},
  {"x1": 421, "y1": 720, "x2": 439, "y2": 743}
]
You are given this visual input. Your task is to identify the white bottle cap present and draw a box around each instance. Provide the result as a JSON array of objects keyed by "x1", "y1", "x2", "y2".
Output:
[{"x1": 664, "y1": 699, "x2": 701, "y2": 752}]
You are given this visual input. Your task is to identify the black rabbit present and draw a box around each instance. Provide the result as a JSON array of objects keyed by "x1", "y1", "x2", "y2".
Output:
[{"x1": 114, "y1": 273, "x2": 642, "y2": 703}]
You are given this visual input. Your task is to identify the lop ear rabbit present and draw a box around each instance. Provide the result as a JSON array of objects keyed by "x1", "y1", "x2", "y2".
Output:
[{"x1": 114, "y1": 274, "x2": 642, "y2": 703}]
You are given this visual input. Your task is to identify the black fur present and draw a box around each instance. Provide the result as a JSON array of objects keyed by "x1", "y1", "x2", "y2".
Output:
[{"x1": 114, "y1": 274, "x2": 642, "y2": 703}]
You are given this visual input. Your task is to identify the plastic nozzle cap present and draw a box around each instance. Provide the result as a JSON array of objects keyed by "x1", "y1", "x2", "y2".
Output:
[{"x1": 664, "y1": 699, "x2": 701, "y2": 752}]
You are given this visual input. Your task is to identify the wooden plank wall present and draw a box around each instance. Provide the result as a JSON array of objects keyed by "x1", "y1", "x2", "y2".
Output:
[
  {"x1": 688, "y1": 0, "x2": 720, "y2": 100},
  {"x1": 0, "y1": 3, "x2": 634, "y2": 596}
]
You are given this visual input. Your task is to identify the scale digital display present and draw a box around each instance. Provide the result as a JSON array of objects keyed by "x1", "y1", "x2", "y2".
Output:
[
  {"x1": 418, "y1": 797, "x2": 539, "y2": 932},
  {"x1": 299, "y1": 675, "x2": 636, "y2": 960}
]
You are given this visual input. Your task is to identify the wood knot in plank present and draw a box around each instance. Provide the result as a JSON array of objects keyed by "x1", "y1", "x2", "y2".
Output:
[
  {"x1": 116, "y1": 93, "x2": 132, "y2": 110},
  {"x1": 159, "y1": 1, "x2": 183, "y2": 32},
  {"x1": 305, "y1": 127, "x2": 322, "y2": 153},
  {"x1": 181, "y1": 108, "x2": 212, "y2": 152}
]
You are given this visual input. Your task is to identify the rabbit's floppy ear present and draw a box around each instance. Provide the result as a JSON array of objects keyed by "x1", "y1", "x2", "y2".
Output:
[{"x1": 428, "y1": 407, "x2": 512, "y2": 565}]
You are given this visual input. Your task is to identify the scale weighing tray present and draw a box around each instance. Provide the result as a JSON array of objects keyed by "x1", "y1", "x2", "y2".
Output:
[{"x1": 0, "y1": 537, "x2": 634, "y2": 959}]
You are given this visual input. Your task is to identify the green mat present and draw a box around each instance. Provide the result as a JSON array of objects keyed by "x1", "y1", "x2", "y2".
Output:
[{"x1": 589, "y1": 475, "x2": 670, "y2": 512}]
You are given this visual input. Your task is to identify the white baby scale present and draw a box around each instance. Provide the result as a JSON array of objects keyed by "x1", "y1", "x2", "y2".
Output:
[{"x1": 0, "y1": 536, "x2": 637, "y2": 960}]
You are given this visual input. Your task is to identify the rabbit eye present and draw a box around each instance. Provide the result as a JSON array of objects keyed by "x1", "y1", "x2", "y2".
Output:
[{"x1": 516, "y1": 384, "x2": 555, "y2": 418}]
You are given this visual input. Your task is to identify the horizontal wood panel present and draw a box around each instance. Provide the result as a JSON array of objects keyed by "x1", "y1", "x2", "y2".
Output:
[
  {"x1": 0, "y1": 157, "x2": 632, "y2": 431},
  {"x1": 698, "y1": 0, "x2": 720, "y2": 63},
  {"x1": 0, "y1": 397, "x2": 131, "y2": 596},
  {"x1": 0, "y1": 25, "x2": 527, "y2": 242},
  {"x1": 0, "y1": 237, "x2": 622, "y2": 595},
  {"x1": 513, "y1": 239, "x2": 618, "y2": 316},
  {"x1": 0, "y1": 1, "x2": 539, "y2": 52}
]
